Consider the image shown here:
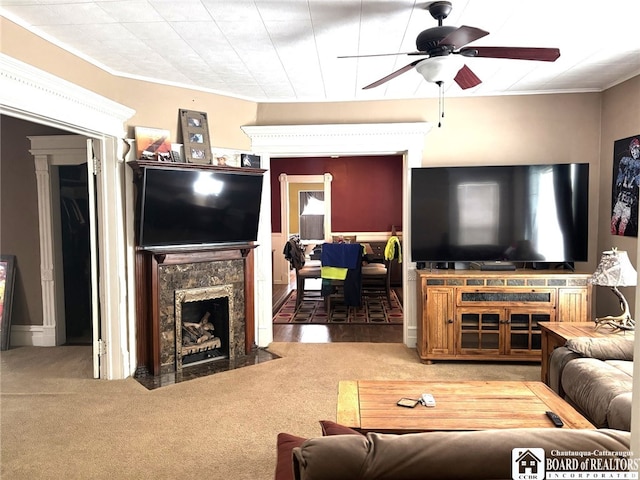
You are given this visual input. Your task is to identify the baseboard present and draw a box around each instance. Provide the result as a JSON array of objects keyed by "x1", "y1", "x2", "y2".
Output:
[{"x1": 10, "y1": 325, "x2": 45, "y2": 347}]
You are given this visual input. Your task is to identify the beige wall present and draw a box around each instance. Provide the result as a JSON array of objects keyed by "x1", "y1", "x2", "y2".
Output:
[
  {"x1": 257, "y1": 94, "x2": 601, "y2": 167},
  {"x1": 2, "y1": 16, "x2": 639, "y2": 327},
  {"x1": 596, "y1": 75, "x2": 640, "y2": 318},
  {"x1": 0, "y1": 117, "x2": 68, "y2": 325}
]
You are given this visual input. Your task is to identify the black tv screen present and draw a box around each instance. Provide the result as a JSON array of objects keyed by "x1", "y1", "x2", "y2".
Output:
[
  {"x1": 138, "y1": 167, "x2": 263, "y2": 248},
  {"x1": 411, "y1": 163, "x2": 589, "y2": 264}
]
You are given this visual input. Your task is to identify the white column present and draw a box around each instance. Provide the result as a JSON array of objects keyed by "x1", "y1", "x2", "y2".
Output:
[{"x1": 33, "y1": 155, "x2": 59, "y2": 345}]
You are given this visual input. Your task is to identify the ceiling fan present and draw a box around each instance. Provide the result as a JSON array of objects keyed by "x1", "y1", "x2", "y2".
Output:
[{"x1": 340, "y1": 1, "x2": 560, "y2": 91}]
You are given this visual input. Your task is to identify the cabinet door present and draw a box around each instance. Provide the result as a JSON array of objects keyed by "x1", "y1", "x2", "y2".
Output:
[
  {"x1": 506, "y1": 308, "x2": 551, "y2": 356},
  {"x1": 558, "y1": 288, "x2": 590, "y2": 322},
  {"x1": 425, "y1": 288, "x2": 455, "y2": 355},
  {"x1": 457, "y1": 307, "x2": 501, "y2": 354}
]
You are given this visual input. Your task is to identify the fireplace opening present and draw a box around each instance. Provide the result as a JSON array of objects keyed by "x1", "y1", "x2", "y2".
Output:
[{"x1": 179, "y1": 296, "x2": 230, "y2": 367}]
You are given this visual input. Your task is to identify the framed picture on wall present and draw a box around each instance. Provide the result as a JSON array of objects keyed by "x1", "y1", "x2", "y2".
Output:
[
  {"x1": 0, "y1": 255, "x2": 16, "y2": 351},
  {"x1": 179, "y1": 109, "x2": 212, "y2": 164},
  {"x1": 610, "y1": 134, "x2": 640, "y2": 237}
]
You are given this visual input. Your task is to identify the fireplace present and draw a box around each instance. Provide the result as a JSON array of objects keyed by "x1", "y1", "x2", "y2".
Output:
[
  {"x1": 175, "y1": 285, "x2": 235, "y2": 371},
  {"x1": 134, "y1": 245, "x2": 256, "y2": 377}
]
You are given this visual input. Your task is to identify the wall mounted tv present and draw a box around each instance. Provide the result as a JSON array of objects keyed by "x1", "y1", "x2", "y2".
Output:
[
  {"x1": 410, "y1": 163, "x2": 589, "y2": 265},
  {"x1": 137, "y1": 166, "x2": 263, "y2": 248}
]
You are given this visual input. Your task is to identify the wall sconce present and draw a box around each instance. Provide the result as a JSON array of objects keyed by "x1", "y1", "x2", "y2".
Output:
[{"x1": 591, "y1": 248, "x2": 637, "y2": 331}]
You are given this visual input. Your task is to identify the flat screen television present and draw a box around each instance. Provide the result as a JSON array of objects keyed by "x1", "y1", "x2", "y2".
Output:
[
  {"x1": 137, "y1": 166, "x2": 263, "y2": 248},
  {"x1": 410, "y1": 163, "x2": 589, "y2": 265}
]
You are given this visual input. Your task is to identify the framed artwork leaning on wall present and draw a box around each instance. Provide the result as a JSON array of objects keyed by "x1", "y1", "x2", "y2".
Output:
[{"x1": 0, "y1": 255, "x2": 16, "y2": 351}]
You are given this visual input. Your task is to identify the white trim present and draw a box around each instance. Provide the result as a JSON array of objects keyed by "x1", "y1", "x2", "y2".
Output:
[
  {"x1": 1, "y1": 54, "x2": 135, "y2": 380},
  {"x1": 0, "y1": 53, "x2": 133, "y2": 136},
  {"x1": 241, "y1": 122, "x2": 432, "y2": 348}
]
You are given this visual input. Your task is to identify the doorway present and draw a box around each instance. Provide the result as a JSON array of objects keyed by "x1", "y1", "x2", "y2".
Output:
[{"x1": 58, "y1": 164, "x2": 92, "y2": 345}]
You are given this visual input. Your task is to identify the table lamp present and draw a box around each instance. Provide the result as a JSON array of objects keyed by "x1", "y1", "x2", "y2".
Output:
[{"x1": 591, "y1": 248, "x2": 637, "y2": 331}]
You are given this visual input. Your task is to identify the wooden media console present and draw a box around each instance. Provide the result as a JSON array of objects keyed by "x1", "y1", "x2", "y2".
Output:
[{"x1": 416, "y1": 269, "x2": 592, "y2": 363}]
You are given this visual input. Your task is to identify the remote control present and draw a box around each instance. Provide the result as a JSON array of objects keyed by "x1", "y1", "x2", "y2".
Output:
[
  {"x1": 546, "y1": 411, "x2": 564, "y2": 427},
  {"x1": 421, "y1": 393, "x2": 436, "y2": 407}
]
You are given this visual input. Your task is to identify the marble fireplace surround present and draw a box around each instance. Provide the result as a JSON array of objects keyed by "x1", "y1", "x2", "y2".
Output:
[
  {"x1": 134, "y1": 245, "x2": 256, "y2": 377},
  {"x1": 157, "y1": 256, "x2": 247, "y2": 375}
]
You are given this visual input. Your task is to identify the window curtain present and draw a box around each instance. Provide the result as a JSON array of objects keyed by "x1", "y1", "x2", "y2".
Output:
[{"x1": 300, "y1": 191, "x2": 324, "y2": 240}]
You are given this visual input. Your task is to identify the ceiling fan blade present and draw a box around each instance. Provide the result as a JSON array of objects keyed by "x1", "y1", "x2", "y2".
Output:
[
  {"x1": 363, "y1": 60, "x2": 422, "y2": 90},
  {"x1": 454, "y1": 64, "x2": 482, "y2": 90},
  {"x1": 461, "y1": 46, "x2": 561, "y2": 62},
  {"x1": 439, "y1": 25, "x2": 489, "y2": 49},
  {"x1": 339, "y1": 51, "x2": 425, "y2": 59}
]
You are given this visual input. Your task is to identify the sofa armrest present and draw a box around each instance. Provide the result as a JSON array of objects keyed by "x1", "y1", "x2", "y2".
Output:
[
  {"x1": 548, "y1": 346, "x2": 581, "y2": 397},
  {"x1": 565, "y1": 336, "x2": 634, "y2": 361}
]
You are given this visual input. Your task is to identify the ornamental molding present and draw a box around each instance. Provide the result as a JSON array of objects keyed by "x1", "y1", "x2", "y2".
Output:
[
  {"x1": 0, "y1": 53, "x2": 134, "y2": 137},
  {"x1": 241, "y1": 122, "x2": 432, "y2": 154}
]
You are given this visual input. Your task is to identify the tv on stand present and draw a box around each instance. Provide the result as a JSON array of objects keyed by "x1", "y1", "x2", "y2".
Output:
[{"x1": 410, "y1": 163, "x2": 589, "y2": 271}]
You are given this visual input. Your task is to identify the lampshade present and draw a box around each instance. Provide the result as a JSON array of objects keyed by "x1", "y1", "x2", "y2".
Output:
[
  {"x1": 591, "y1": 249, "x2": 638, "y2": 287},
  {"x1": 415, "y1": 55, "x2": 464, "y2": 84}
]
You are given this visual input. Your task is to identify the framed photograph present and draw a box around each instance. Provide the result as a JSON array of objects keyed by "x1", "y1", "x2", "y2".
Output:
[
  {"x1": 241, "y1": 153, "x2": 261, "y2": 168},
  {"x1": 0, "y1": 255, "x2": 16, "y2": 351},
  {"x1": 134, "y1": 126, "x2": 172, "y2": 160},
  {"x1": 179, "y1": 109, "x2": 212, "y2": 164},
  {"x1": 170, "y1": 143, "x2": 184, "y2": 163},
  {"x1": 610, "y1": 134, "x2": 640, "y2": 237},
  {"x1": 212, "y1": 147, "x2": 241, "y2": 167}
]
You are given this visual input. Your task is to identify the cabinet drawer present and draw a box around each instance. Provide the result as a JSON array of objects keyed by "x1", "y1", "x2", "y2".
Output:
[{"x1": 456, "y1": 288, "x2": 556, "y2": 307}]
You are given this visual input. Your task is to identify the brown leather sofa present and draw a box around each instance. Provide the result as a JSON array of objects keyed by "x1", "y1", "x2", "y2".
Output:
[
  {"x1": 275, "y1": 421, "x2": 632, "y2": 480},
  {"x1": 548, "y1": 336, "x2": 634, "y2": 431}
]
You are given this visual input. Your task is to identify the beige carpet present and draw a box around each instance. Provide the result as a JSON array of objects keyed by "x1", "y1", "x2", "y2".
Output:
[{"x1": 0, "y1": 343, "x2": 539, "y2": 479}]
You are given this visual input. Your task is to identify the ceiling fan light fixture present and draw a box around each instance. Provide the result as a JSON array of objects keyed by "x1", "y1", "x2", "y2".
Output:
[{"x1": 415, "y1": 55, "x2": 464, "y2": 84}]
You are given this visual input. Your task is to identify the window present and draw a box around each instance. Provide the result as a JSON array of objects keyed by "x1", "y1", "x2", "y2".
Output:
[{"x1": 299, "y1": 191, "x2": 324, "y2": 241}]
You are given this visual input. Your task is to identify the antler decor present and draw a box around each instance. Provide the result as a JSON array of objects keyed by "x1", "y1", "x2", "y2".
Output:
[{"x1": 591, "y1": 248, "x2": 637, "y2": 331}]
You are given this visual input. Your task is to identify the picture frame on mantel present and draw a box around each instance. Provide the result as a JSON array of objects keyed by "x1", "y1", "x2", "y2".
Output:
[
  {"x1": 134, "y1": 126, "x2": 171, "y2": 160},
  {"x1": 0, "y1": 255, "x2": 16, "y2": 351},
  {"x1": 179, "y1": 109, "x2": 212, "y2": 164}
]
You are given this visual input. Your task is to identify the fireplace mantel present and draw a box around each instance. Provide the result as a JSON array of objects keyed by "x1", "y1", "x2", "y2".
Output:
[{"x1": 134, "y1": 243, "x2": 256, "y2": 376}]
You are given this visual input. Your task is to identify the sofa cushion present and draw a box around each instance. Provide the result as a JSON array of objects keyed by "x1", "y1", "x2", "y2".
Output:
[
  {"x1": 275, "y1": 433, "x2": 307, "y2": 480},
  {"x1": 565, "y1": 336, "x2": 634, "y2": 361},
  {"x1": 292, "y1": 429, "x2": 631, "y2": 480},
  {"x1": 561, "y1": 358, "x2": 633, "y2": 428},
  {"x1": 605, "y1": 359, "x2": 634, "y2": 376},
  {"x1": 319, "y1": 420, "x2": 363, "y2": 437}
]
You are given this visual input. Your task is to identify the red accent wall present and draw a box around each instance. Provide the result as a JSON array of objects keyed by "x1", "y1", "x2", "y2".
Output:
[{"x1": 270, "y1": 155, "x2": 403, "y2": 233}]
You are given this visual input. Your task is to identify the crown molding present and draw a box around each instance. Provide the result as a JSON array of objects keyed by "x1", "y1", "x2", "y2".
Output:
[
  {"x1": 0, "y1": 53, "x2": 134, "y2": 137},
  {"x1": 241, "y1": 122, "x2": 432, "y2": 155}
]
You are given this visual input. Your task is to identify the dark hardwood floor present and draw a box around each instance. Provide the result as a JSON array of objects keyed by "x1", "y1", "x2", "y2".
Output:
[{"x1": 271, "y1": 278, "x2": 404, "y2": 343}]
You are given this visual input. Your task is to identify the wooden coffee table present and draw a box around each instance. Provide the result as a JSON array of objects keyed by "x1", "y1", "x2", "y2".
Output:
[{"x1": 336, "y1": 380, "x2": 594, "y2": 433}]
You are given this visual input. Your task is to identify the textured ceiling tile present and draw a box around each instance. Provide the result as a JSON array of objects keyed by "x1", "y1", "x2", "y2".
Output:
[{"x1": 1, "y1": 0, "x2": 639, "y2": 102}]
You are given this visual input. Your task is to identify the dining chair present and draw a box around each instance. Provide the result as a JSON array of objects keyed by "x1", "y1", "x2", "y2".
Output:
[
  {"x1": 361, "y1": 259, "x2": 392, "y2": 303},
  {"x1": 321, "y1": 242, "x2": 363, "y2": 312}
]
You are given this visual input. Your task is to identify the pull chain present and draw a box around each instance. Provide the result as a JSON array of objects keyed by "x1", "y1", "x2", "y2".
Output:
[{"x1": 437, "y1": 81, "x2": 445, "y2": 128}]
